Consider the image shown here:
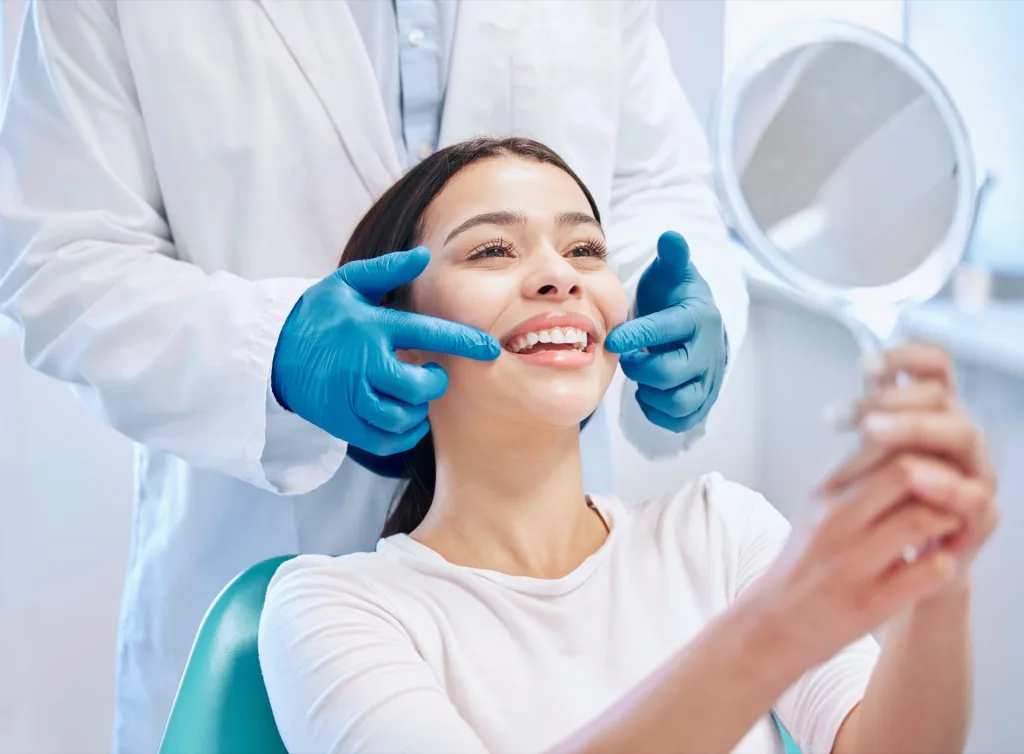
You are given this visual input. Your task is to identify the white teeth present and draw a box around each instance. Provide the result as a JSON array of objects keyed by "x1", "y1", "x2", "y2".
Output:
[{"x1": 507, "y1": 327, "x2": 591, "y2": 352}]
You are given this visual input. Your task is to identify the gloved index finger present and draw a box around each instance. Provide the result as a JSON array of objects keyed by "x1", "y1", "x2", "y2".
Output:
[
  {"x1": 605, "y1": 305, "x2": 698, "y2": 354},
  {"x1": 388, "y1": 310, "x2": 501, "y2": 361},
  {"x1": 337, "y1": 247, "x2": 431, "y2": 301}
]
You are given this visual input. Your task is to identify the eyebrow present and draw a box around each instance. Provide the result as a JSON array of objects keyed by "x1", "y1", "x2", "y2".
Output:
[
  {"x1": 444, "y1": 209, "x2": 602, "y2": 244},
  {"x1": 556, "y1": 211, "x2": 603, "y2": 233}
]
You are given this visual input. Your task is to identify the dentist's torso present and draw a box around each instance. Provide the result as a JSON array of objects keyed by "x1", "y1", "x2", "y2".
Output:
[{"x1": 108, "y1": 1, "x2": 626, "y2": 750}]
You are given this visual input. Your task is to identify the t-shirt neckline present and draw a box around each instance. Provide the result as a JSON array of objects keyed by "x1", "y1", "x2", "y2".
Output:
[{"x1": 376, "y1": 494, "x2": 623, "y2": 597}]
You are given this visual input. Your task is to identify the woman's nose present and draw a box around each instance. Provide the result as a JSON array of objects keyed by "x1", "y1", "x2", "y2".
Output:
[{"x1": 523, "y1": 252, "x2": 584, "y2": 301}]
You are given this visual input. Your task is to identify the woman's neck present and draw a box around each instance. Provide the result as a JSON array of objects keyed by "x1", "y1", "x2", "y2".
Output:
[{"x1": 410, "y1": 413, "x2": 608, "y2": 579}]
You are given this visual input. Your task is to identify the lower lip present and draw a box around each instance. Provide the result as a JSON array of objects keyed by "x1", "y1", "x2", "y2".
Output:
[{"x1": 506, "y1": 347, "x2": 596, "y2": 368}]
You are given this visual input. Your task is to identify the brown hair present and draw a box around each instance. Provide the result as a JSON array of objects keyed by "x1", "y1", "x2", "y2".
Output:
[{"x1": 339, "y1": 137, "x2": 601, "y2": 537}]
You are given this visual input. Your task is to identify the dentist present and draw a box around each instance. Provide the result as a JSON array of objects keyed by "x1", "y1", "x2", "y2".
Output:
[{"x1": 0, "y1": 1, "x2": 747, "y2": 751}]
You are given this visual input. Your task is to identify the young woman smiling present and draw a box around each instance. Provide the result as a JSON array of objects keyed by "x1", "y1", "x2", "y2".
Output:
[{"x1": 258, "y1": 138, "x2": 998, "y2": 754}]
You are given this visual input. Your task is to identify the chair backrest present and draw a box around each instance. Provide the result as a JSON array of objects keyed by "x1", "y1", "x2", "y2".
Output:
[{"x1": 159, "y1": 555, "x2": 294, "y2": 754}]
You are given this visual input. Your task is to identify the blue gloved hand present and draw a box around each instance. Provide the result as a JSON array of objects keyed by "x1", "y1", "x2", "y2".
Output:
[
  {"x1": 605, "y1": 231, "x2": 727, "y2": 434},
  {"x1": 271, "y1": 247, "x2": 501, "y2": 455}
]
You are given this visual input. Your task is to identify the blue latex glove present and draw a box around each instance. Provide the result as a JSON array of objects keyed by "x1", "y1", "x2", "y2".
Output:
[
  {"x1": 271, "y1": 247, "x2": 501, "y2": 455},
  {"x1": 605, "y1": 231, "x2": 727, "y2": 434}
]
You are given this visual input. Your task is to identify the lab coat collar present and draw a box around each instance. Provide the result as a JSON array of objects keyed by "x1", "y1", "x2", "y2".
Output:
[{"x1": 257, "y1": 0, "x2": 402, "y2": 197}]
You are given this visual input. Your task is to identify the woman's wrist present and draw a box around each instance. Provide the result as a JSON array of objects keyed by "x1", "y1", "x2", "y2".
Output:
[
  {"x1": 912, "y1": 574, "x2": 972, "y2": 620},
  {"x1": 877, "y1": 574, "x2": 972, "y2": 651},
  {"x1": 731, "y1": 587, "x2": 818, "y2": 694}
]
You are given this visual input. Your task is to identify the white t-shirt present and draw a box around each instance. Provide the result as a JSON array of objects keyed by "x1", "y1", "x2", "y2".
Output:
[{"x1": 258, "y1": 473, "x2": 879, "y2": 754}]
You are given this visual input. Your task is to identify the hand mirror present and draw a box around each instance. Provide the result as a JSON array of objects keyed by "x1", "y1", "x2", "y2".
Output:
[{"x1": 711, "y1": 21, "x2": 983, "y2": 373}]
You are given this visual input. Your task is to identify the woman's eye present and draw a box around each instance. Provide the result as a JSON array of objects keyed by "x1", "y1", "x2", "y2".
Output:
[
  {"x1": 467, "y1": 241, "x2": 514, "y2": 260},
  {"x1": 568, "y1": 243, "x2": 608, "y2": 258}
]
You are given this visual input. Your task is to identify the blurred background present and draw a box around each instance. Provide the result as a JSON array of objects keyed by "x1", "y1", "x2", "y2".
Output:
[{"x1": 1, "y1": 0, "x2": 1022, "y2": 752}]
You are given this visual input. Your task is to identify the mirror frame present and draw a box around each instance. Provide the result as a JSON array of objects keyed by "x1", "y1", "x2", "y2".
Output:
[{"x1": 711, "y1": 20, "x2": 977, "y2": 311}]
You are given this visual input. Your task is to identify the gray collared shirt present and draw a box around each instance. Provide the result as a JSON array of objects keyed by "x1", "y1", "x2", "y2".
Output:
[{"x1": 347, "y1": 0, "x2": 458, "y2": 170}]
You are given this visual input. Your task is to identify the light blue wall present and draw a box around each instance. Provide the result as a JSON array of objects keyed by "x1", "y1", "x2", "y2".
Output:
[{"x1": 906, "y1": 0, "x2": 1024, "y2": 273}]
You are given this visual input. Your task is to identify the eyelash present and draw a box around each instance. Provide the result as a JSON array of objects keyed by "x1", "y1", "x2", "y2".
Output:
[{"x1": 466, "y1": 237, "x2": 609, "y2": 260}]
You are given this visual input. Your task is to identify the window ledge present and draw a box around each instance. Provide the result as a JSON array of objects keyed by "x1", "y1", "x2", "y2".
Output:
[{"x1": 905, "y1": 302, "x2": 1024, "y2": 379}]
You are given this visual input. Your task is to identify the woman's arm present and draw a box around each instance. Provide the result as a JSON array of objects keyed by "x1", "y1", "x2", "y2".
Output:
[
  {"x1": 550, "y1": 591, "x2": 808, "y2": 754},
  {"x1": 827, "y1": 345, "x2": 999, "y2": 754},
  {"x1": 569, "y1": 384, "x2": 996, "y2": 754},
  {"x1": 836, "y1": 583, "x2": 972, "y2": 754}
]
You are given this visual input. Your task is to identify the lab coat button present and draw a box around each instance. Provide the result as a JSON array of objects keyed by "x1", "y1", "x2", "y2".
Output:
[
  {"x1": 408, "y1": 29, "x2": 425, "y2": 47},
  {"x1": 417, "y1": 142, "x2": 434, "y2": 160}
]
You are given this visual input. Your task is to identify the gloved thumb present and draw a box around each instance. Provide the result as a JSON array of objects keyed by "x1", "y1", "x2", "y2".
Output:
[
  {"x1": 653, "y1": 231, "x2": 692, "y2": 281},
  {"x1": 337, "y1": 246, "x2": 431, "y2": 301}
]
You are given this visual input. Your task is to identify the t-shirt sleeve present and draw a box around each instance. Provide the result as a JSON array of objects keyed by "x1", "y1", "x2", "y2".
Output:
[
  {"x1": 258, "y1": 556, "x2": 490, "y2": 754},
  {"x1": 729, "y1": 480, "x2": 881, "y2": 754}
]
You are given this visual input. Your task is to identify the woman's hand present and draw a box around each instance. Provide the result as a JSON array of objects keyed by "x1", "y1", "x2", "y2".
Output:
[
  {"x1": 824, "y1": 344, "x2": 997, "y2": 754},
  {"x1": 825, "y1": 343, "x2": 999, "y2": 582},
  {"x1": 749, "y1": 344, "x2": 999, "y2": 670}
]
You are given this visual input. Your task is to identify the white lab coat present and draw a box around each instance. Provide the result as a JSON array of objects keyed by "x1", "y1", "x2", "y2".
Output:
[{"x1": 0, "y1": 1, "x2": 747, "y2": 751}]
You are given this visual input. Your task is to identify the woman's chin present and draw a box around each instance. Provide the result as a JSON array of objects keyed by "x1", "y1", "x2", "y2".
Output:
[
  {"x1": 511, "y1": 384, "x2": 605, "y2": 430},
  {"x1": 447, "y1": 364, "x2": 611, "y2": 430}
]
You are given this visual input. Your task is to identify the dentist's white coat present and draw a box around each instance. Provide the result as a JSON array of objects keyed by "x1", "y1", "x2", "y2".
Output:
[{"x1": 0, "y1": 1, "x2": 748, "y2": 750}]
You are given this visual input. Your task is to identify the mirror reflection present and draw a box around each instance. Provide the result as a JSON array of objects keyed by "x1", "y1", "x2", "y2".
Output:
[{"x1": 734, "y1": 40, "x2": 960, "y2": 289}]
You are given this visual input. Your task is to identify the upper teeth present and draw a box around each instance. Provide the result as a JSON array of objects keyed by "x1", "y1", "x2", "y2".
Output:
[{"x1": 508, "y1": 327, "x2": 589, "y2": 353}]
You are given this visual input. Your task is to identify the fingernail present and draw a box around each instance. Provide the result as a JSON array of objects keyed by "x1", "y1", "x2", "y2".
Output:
[{"x1": 863, "y1": 412, "x2": 895, "y2": 438}]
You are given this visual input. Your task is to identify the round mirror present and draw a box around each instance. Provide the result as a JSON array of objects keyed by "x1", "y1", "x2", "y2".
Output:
[{"x1": 712, "y1": 21, "x2": 978, "y2": 348}]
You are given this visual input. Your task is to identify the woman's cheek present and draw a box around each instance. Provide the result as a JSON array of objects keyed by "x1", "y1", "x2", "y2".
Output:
[
  {"x1": 607, "y1": 306, "x2": 629, "y2": 332},
  {"x1": 429, "y1": 275, "x2": 510, "y2": 333},
  {"x1": 402, "y1": 274, "x2": 508, "y2": 371},
  {"x1": 595, "y1": 276, "x2": 630, "y2": 333}
]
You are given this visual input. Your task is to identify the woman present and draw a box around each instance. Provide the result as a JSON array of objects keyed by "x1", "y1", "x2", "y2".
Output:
[{"x1": 258, "y1": 138, "x2": 999, "y2": 753}]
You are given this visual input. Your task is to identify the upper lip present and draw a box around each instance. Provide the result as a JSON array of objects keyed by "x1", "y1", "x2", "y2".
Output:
[{"x1": 500, "y1": 311, "x2": 599, "y2": 349}]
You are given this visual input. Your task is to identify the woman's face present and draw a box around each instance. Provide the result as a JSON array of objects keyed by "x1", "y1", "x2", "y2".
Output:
[{"x1": 407, "y1": 156, "x2": 629, "y2": 429}]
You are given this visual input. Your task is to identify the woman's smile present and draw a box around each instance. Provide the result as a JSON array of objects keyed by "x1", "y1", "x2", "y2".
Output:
[{"x1": 501, "y1": 311, "x2": 599, "y2": 368}]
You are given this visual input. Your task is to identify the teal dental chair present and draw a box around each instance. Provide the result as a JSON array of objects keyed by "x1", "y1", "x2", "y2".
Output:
[
  {"x1": 159, "y1": 555, "x2": 294, "y2": 754},
  {"x1": 159, "y1": 555, "x2": 801, "y2": 754}
]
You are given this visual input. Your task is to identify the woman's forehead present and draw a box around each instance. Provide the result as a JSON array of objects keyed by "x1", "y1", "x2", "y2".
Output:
[{"x1": 423, "y1": 158, "x2": 595, "y2": 238}]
